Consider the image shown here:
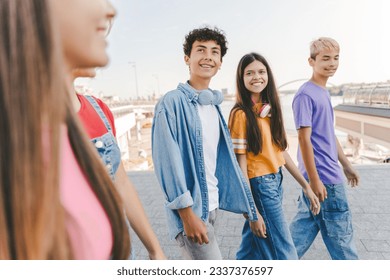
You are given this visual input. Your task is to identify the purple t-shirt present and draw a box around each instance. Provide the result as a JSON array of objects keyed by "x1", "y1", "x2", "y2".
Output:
[{"x1": 293, "y1": 81, "x2": 344, "y2": 184}]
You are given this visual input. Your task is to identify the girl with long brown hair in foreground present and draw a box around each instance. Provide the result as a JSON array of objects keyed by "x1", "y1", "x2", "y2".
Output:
[{"x1": 0, "y1": 0, "x2": 130, "y2": 259}]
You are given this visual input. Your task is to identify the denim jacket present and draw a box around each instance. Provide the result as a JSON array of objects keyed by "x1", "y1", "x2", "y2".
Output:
[{"x1": 152, "y1": 82, "x2": 257, "y2": 240}]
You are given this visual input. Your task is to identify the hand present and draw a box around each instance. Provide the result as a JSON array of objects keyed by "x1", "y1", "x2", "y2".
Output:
[
  {"x1": 309, "y1": 179, "x2": 327, "y2": 202},
  {"x1": 249, "y1": 215, "x2": 267, "y2": 238},
  {"x1": 303, "y1": 187, "x2": 321, "y2": 215},
  {"x1": 179, "y1": 208, "x2": 209, "y2": 245},
  {"x1": 343, "y1": 165, "x2": 359, "y2": 187}
]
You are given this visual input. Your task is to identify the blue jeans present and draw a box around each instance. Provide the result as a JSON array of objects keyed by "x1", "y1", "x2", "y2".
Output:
[
  {"x1": 289, "y1": 184, "x2": 359, "y2": 260},
  {"x1": 175, "y1": 210, "x2": 222, "y2": 260},
  {"x1": 236, "y1": 169, "x2": 298, "y2": 260}
]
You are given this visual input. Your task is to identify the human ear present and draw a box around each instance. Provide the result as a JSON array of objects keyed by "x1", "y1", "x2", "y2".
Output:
[{"x1": 184, "y1": 55, "x2": 190, "y2": 65}]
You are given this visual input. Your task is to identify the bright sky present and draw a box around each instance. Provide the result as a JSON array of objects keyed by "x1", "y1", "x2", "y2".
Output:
[{"x1": 77, "y1": 0, "x2": 390, "y2": 99}]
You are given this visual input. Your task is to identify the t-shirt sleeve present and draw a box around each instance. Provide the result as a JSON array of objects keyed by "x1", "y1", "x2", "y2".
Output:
[
  {"x1": 95, "y1": 98, "x2": 117, "y2": 137},
  {"x1": 228, "y1": 109, "x2": 247, "y2": 154},
  {"x1": 292, "y1": 94, "x2": 313, "y2": 130}
]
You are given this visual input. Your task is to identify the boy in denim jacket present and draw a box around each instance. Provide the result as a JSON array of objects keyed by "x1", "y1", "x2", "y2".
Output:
[{"x1": 152, "y1": 27, "x2": 257, "y2": 259}]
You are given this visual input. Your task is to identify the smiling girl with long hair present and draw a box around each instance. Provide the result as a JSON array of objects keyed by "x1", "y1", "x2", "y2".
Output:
[{"x1": 229, "y1": 52, "x2": 320, "y2": 260}]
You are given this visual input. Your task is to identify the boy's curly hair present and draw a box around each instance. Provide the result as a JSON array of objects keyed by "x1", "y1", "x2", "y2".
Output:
[{"x1": 183, "y1": 26, "x2": 228, "y2": 59}]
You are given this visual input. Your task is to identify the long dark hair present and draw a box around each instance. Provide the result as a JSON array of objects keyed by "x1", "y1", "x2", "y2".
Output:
[{"x1": 229, "y1": 52, "x2": 287, "y2": 155}]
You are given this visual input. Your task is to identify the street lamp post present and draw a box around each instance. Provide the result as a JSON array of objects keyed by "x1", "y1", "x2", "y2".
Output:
[
  {"x1": 153, "y1": 74, "x2": 160, "y2": 97},
  {"x1": 129, "y1": 61, "x2": 139, "y2": 99}
]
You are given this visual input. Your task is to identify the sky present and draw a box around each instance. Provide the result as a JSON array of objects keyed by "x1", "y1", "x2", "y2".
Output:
[{"x1": 76, "y1": 0, "x2": 390, "y2": 99}]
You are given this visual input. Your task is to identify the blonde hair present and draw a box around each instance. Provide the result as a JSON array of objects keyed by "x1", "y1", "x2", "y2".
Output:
[
  {"x1": 0, "y1": 0, "x2": 130, "y2": 259},
  {"x1": 310, "y1": 37, "x2": 340, "y2": 59}
]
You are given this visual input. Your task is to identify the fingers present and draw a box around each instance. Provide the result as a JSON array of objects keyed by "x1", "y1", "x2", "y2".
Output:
[
  {"x1": 312, "y1": 182, "x2": 328, "y2": 202},
  {"x1": 260, "y1": 223, "x2": 267, "y2": 238},
  {"x1": 349, "y1": 176, "x2": 359, "y2": 187},
  {"x1": 252, "y1": 228, "x2": 267, "y2": 238},
  {"x1": 317, "y1": 191, "x2": 325, "y2": 202},
  {"x1": 345, "y1": 167, "x2": 359, "y2": 187},
  {"x1": 355, "y1": 175, "x2": 360, "y2": 186},
  {"x1": 250, "y1": 222, "x2": 267, "y2": 238},
  {"x1": 309, "y1": 197, "x2": 321, "y2": 215},
  {"x1": 200, "y1": 232, "x2": 209, "y2": 245},
  {"x1": 187, "y1": 232, "x2": 209, "y2": 245}
]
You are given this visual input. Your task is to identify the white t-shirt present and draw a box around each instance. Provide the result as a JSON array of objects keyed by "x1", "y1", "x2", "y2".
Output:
[{"x1": 197, "y1": 103, "x2": 220, "y2": 211}]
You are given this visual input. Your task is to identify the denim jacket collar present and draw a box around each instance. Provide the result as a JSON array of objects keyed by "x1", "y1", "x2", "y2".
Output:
[{"x1": 177, "y1": 82, "x2": 198, "y2": 104}]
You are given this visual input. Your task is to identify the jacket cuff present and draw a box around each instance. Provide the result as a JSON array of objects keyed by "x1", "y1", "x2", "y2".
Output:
[
  {"x1": 166, "y1": 191, "x2": 194, "y2": 210},
  {"x1": 247, "y1": 209, "x2": 258, "y2": 221}
]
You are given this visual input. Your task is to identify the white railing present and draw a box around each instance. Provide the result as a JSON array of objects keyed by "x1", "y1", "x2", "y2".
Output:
[{"x1": 111, "y1": 105, "x2": 154, "y2": 160}]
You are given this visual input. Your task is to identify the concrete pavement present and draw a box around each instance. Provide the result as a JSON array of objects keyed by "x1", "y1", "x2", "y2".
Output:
[{"x1": 127, "y1": 164, "x2": 390, "y2": 260}]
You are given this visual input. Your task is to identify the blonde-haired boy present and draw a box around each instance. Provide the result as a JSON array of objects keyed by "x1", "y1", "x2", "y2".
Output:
[{"x1": 289, "y1": 37, "x2": 359, "y2": 259}]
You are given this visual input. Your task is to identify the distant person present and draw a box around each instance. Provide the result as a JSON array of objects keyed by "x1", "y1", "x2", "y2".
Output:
[
  {"x1": 228, "y1": 53, "x2": 320, "y2": 260},
  {"x1": 151, "y1": 27, "x2": 257, "y2": 260},
  {"x1": 289, "y1": 37, "x2": 360, "y2": 260},
  {"x1": 72, "y1": 68, "x2": 166, "y2": 260},
  {"x1": 0, "y1": 0, "x2": 130, "y2": 259}
]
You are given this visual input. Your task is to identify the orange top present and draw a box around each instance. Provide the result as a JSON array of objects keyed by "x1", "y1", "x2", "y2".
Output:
[{"x1": 229, "y1": 104, "x2": 285, "y2": 179}]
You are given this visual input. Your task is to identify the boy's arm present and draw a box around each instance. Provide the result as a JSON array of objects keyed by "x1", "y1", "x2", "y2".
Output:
[
  {"x1": 282, "y1": 151, "x2": 320, "y2": 215},
  {"x1": 152, "y1": 109, "x2": 192, "y2": 208},
  {"x1": 236, "y1": 154, "x2": 267, "y2": 238},
  {"x1": 336, "y1": 137, "x2": 359, "y2": 187},
  {"x1": 297, "y1": 127, "x2": 328, "y2": 202},
  {"x1": 115, "y1": 163, "x2": 166, "y2": 259},
  {"x1": 152, "y1": 106, "x2": 207, "y2": 244},
  {"x1": 177, "y1": 207, "x2": 208, "y2": 245}
]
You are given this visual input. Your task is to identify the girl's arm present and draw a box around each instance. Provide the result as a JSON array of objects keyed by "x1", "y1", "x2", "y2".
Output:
[
  {"x1": 236, "y1": 154, "x2": 267, "y2": 238},
  {"x1": 115, "y1": 163, "x2": 166, "y2": 259},
  {"x1": 283, "y1": 151, "x2": 320, "y2": 215}
]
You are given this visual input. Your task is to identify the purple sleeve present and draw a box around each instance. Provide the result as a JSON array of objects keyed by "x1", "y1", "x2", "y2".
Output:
[{"x1": 292, "y1": 94, "x2": 313, "y2": 129}]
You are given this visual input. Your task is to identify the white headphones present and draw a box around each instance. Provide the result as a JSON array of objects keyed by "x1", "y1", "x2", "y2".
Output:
[{"x1": 258, "y1": 103, "x2": 271, "y2": 118}]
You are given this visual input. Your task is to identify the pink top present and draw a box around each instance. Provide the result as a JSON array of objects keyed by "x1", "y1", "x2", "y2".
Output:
[{"x1": 59, "y1": 127, "x2": 113, "y2": 259}]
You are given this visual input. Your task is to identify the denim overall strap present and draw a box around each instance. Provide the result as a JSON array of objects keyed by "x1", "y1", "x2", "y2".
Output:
[
  {"x1": 84, "y1": 95, "x2": 134, "y2": 260},
  {"x1": 84, "y1": 95, "x2": 113, "y2": 133},
  {"x1": 84, "y1": 95, "x2": 120, "y2": 179}
]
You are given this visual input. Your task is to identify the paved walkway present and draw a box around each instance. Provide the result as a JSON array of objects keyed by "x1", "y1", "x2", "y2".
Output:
[{"x1": 127, "y1": 164, "x2": 390, "y2": 260}]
